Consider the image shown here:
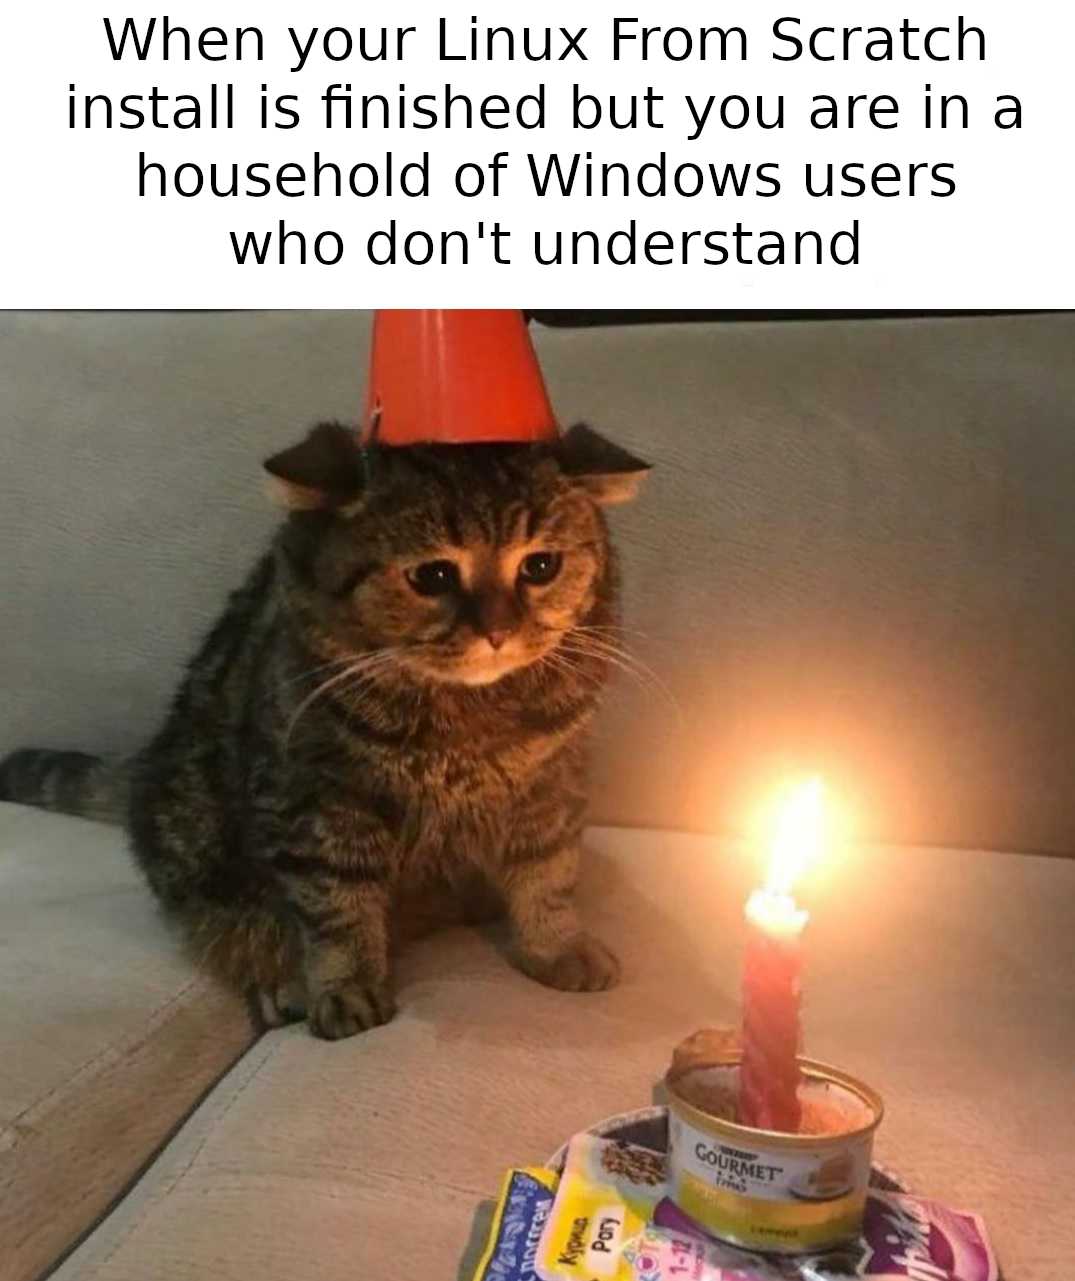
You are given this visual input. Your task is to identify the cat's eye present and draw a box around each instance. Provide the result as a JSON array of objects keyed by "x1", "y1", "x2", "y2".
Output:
[
  {"x1": 406, "y1": 560, "x2": 461, "y2": 597},
  {"x1": 518, "y1": 551, "x2": 563, "y2": 586}
]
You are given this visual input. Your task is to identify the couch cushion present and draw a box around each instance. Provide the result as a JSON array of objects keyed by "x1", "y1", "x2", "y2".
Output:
[
  {"x1": 0, "y1": 803, "x2": 257, "y2": 1281},
  {"x1": 49, "y1": 828, "x2": 1074, "y2": 1281}
]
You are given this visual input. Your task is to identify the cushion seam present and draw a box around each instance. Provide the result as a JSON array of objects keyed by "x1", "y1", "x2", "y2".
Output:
[
  {"x1": 77, "y1": 1037, "x2": 283, "y2": 1281},
  {"x1": 3, "y1": 978, "x2": 203, "y2": 1138}
]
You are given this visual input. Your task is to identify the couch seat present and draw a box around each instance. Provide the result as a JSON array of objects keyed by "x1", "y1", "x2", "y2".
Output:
[
  {"x1": 0, "y1": 803, "x2": 256, "y2": 1281},
  {"x1": 38, "y1": 826, "x2": 1075, "y2": 1281}
]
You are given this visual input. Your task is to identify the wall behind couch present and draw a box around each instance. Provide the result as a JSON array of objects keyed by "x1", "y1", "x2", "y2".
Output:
[{"x1": 1, "y1": 310, "x2": 1073, "y2": 854}]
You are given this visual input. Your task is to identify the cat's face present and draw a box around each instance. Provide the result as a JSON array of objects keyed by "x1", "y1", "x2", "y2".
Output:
[
  {"x1": 345, "y1": 470, "x2": 606, "y2": 687},
  {"x1": 266, "y1": 424, "x2": 649, "y2": 687}
]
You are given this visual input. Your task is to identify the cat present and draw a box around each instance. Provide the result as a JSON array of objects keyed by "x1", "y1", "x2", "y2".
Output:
[{"x1": 0, "y1": 421, "x2": 649, "y2": 1039}]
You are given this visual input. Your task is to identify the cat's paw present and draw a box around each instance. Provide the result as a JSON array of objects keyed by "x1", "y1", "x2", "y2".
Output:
[
  {"x1": 309, "y1": 981, "x2": 397, "y2": 1040},
  {"x1": 521, "y1": 933, "x2": 621, "y2": 993},
  {"x1": 256, "y1": 979, "x2": 307, "y2": 1029}
]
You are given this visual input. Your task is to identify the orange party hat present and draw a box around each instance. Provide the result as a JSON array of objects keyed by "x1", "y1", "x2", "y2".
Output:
[{"x1": 361, "y1": 310, "x2": 559, "y2": 446}]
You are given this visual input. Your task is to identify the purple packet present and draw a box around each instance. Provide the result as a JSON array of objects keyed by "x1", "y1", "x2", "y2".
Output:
[
  {"x1": 860, "y1": 1192, "x2": 998, "y2": 1281},
  {"x1": 653, "y1": 1192, "x2": 999, "y2": 1281}
]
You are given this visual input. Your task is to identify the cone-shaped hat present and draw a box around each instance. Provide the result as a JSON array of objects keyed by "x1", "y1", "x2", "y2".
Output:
[{"x1": 362, "y1": 310, "x2": 559, "y2": 446}]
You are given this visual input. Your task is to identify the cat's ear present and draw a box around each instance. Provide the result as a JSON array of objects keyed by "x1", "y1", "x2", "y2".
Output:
[
  {"x1": 263, "y1": 423, "x2": 366, "y2": 512},
  {"x1": 558, "y1": 423, "x2": 651, "y2": 506}
]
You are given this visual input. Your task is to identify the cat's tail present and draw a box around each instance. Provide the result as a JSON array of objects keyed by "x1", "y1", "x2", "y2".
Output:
[{"x1": 0, "y1": 749, "x2": 129, "y2": 824}]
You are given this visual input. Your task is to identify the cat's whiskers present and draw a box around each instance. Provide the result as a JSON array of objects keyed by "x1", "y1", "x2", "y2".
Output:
[
  {"x1": 534, "y1": 643, "x2": 611, "y2": 700},
  {"x1": 557, "y1": 631, "x2": 682, "y2": 719},
  {"x1": 286, "y1": 663, "x2": 399, "y2": 748},
  {"x1": 570, "y1": 622, "x2": 651, "y2": 643},
  {"x1": 535, "y1": 648, "x2": 594, "y2": 686},
  {"x1": 561, "y1": 634, "x2": 664, "y2": 690},
  {"x1": 284, "y1": 648, "x2": 401, "y2": 747},
  {"x1": 284, "y1": 653, "x2": 370, "y2": 686}
]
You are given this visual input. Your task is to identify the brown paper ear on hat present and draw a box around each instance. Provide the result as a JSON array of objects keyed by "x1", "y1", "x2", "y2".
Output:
[
  {"x1": 263, "y1": 423, "x2": 366, "y2": 511},
  {"x1": 558, "y1": 423, "x2": 651, "y2": 506}
]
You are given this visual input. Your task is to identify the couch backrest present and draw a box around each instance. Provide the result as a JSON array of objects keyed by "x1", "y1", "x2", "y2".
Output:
[{"x1": 2, "y1": 311, "x2": 1074, "y2": 853}]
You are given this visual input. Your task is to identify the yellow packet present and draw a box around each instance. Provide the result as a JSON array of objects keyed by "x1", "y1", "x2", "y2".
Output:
[
  {"x1": 471, "y1": 1167, "x2": 560, "y2": 1281},
  {"x1": 535, "y1": 1135, "x2": 667, "y2": 1281}
]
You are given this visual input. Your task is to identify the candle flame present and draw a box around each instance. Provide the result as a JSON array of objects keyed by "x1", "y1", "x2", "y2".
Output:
[{"x1": 764, "y1": 777, "x2": 826, "y2": 897}]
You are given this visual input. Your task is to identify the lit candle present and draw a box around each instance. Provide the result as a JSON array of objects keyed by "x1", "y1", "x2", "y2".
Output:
[{"x1": 738, "y1": 778, "x2": 826, "y2": 1133}]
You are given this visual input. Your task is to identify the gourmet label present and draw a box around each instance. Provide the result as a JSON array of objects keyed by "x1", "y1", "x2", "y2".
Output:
[{"x1": 666, "y1": 1108, "x2": 875, "y2": 1253}]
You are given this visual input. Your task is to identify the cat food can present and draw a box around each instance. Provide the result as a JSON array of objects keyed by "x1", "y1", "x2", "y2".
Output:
[{"x1": 665, "y1": 1057, "x2": 884, "y2": 1255}]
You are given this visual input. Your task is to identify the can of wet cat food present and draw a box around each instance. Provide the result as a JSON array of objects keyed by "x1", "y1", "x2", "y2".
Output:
[{"x1": 665, "y1": 1056, "x2": 883, "y2": 1255}]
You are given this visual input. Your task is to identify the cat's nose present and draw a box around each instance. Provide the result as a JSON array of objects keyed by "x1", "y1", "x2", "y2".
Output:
[{"x1": 471, "y1": 589, "x2": 522, "y2": 650}]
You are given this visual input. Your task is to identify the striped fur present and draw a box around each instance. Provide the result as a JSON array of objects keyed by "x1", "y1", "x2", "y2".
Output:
[
  {"x1": 0, "y1": 749, "x2": 127, "y2": 823},
  {"x1": 4, "y1": 425, "x2": 649, "y2": 1039}
]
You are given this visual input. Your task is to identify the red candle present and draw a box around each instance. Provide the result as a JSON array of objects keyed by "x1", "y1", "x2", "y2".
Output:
[{"x1": 738, "y1": 779, "x2": 825, "y2": 1133}]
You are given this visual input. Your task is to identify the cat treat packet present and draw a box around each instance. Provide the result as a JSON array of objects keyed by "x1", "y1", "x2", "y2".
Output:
[
  {"x1": 471, "y1": 1167, "x2": 560, "y2": 1281},
  {"x1": 812, "y1": 1191, "x2": 997, "y2": 1281}
]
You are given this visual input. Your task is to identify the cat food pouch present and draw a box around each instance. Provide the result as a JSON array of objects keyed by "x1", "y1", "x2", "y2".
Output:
[
  {"x1": 846, "y1": 1190, "x2": 998, "y2": 1281},
  {"x1": 471, "y1": 1167, "x2": 560, "y2": 1281},
  {"x1": 535, "y1": 1135, "x2": 666, "y2": 1280},
  {"x1": 534, "y1": 1134, "x2": 753, "y2": 1281}
]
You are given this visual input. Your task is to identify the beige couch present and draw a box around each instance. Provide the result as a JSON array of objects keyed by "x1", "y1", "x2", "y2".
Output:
[
  {"x1": 4, "y1": 810, "x2": 1073, "y2": 1281},
  {"x1": 2, "y1": 313, "x2": 1074, "y2": 1281}
]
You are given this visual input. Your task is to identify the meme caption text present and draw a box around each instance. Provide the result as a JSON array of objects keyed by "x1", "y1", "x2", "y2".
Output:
[{"x1": 6, "y1": 1, "x2": 1071, "y2": 303}]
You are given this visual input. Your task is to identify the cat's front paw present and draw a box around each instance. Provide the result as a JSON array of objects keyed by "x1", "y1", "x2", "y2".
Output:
[
  {"x1": 309, "y1": 980, "x2": 397, "y2": 1040},
  {"x1": 520, "y1": 933, "x2": 621, "y2": 993}
]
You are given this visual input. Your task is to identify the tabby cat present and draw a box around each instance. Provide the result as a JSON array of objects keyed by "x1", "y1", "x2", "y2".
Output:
[{"x1": 0, "y1": 422, "x2": 649, "y2": 1039}]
